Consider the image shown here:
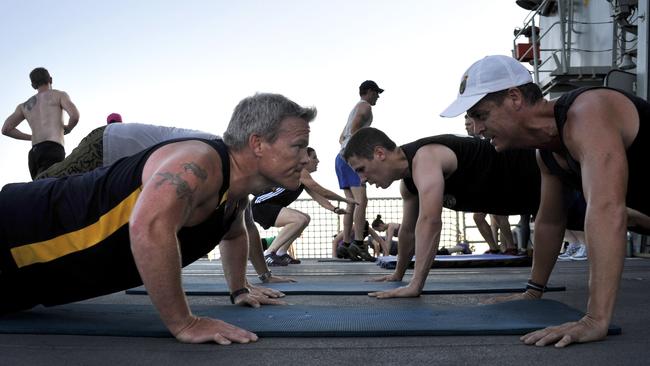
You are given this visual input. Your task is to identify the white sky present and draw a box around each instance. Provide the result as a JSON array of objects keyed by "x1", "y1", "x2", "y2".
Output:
[{"x1": 0, "y1": 1, "x2": 530, "y2": 197}]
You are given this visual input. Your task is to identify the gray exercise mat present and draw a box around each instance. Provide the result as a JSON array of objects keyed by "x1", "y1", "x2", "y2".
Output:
[
  {"x1": 126, "y1": 280, "x2": 566, "y2": 296},
  {"x1": 0, "y1": 299, "x2": 620, "y2": 337}
]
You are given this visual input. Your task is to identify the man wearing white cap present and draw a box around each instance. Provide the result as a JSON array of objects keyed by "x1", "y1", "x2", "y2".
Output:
[{"x1": 440, "y1": 55, "x2": 650, "y2": 347}]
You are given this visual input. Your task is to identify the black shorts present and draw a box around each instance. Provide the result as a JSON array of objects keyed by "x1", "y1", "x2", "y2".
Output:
[
  {"x1": 251, "y1": 203, "x2": 284, "y2": 229},
  {"x1": 28, "y1": 141, "x2": 65, "y2": 179}
]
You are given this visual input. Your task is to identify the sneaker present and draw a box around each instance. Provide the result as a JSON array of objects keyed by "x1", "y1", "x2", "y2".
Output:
[
  {"x1": 558, "y1": 242, "x2": 581, "y2": 261},
  {"x1": 336, "y1": 245, "x2": 351, "y2": 259},
  {"x1": 503, "y1": 248, "x2": 519, "y2": 256},
  {"x1": 280, "y1": 253, "x2": 301, "y2": 264},
  {"x1": 570, "y1": 245, "x2": 588, "y2": 261},
  {"x1": 265, "y1": 252, "x2": 290, "y2": 266},
  {"x1": 348, "y1": 243, "x2": 376, "y2": 262},
  {"x1": 457, "y1": 242, "x2": 472, "y2": 255}
]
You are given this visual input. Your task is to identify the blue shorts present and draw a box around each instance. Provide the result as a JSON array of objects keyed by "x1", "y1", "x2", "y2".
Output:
[{"x1": 335, "y1": 153, "x2": 361, "y2": 189}]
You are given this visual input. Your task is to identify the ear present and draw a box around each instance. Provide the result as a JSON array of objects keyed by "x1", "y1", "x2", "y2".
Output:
[
  {"x1": 507, "y1": 87, "x2": 524, "y2": 110},
  {"x1": 249, "y1": 134, "x2": 264, "y2": 157},
  {"x1": 374, "y1": 146, "x2": 387, "y2": 161}
]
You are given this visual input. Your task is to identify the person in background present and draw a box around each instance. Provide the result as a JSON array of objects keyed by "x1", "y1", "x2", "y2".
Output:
[
  {"x1": 2, "y1": 67, "x2": 80, "y2": 179},
  {"x1": 106, "y1": 113, "x2": 122, "y2": 124},
  {"x1": 254, "y1": 147, "x2": 356, "y2": 265},
  {"x1": 335, "y1": 80, "x2": 384, "y2": 261}
]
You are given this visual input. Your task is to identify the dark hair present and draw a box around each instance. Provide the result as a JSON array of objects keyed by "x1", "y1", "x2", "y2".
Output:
[
  {"x1": 29, "y1": 67, "x2": 51, "y2": 89},
  {"x1": 307, "y1": 147, "x2": 315, "y2": 156},
  {"x1": 371, "y1": 214, "x2": 385, "y2": 230},
  {"x1": 469, "y1": 82, "x2": 542, "y2": 118},
  {"x1": 342, "y1": 127, "x2": 397, "y2": 160}
]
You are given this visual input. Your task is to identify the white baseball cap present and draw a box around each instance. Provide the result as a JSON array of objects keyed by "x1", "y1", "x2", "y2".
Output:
[{"x1": 440, "y1": 55, "x2": 533, "y2": 118}]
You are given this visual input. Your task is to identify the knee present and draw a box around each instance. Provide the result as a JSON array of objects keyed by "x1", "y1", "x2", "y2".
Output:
[{"x1": 298, "y1": 212, "x2": 311, "y2": 228}]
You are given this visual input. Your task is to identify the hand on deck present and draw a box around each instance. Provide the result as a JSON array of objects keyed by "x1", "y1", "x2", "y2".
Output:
[
  {"x1": 481, "y1": 290, "x2": 541, "y2": 305},
  {"x1": 238, "y1": 288, "x2": 287, "y2": 306},
  {"x1": 368, "y1": 284, "x2": 421, "y2": 299},
  {"x1": 520, "y1": 314, "x2": 609, "y2": 347},
  {"x1": 174, "y1": 316, "x2": 258, "y2": 345},
  {"x1": 247, "y1": 283, "x2": 286, "y2": 298},
  {"x1": 366, "y1": 273, "x2": 402, "y2": 283},
  {"x1": 265, "y1": 274, "x2": 297, "y2": 283}
]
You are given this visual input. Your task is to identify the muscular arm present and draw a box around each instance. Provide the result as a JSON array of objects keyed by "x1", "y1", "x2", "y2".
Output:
[
  {"x1": 219, "y1": 200, "x2": 250, "y2": 295},
  {"x1": 408, "y1": 156, "x2": 445, "y2": 292},
  {"x1": 522, "y1": 90, "x2": 631, "y2": 347},
  {"x1": 393, "y1": 182, "x2": 418, "y2": 279},
  {"x1": 2, "y1": 105, "x2": 31, "y2": 140},
  {"x1": 244, "y1": 201, "x2": 270, "y2": 276},
  {"x1": 129, "y1": 143, "x2": 217, "y2": 336},
  {"x1": 60, "y1": 91, "x2": 79, "y2": 134},
  {"x1": 528, "y1": 151, "x2": 569, "y2": 292}
]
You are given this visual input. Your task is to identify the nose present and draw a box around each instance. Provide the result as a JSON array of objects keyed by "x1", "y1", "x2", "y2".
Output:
[
  {"x1": 473, "y1": 120, "x2": 486, "y2": 135},
  {"x1": 299, "y1": 149, "x2": 310, "y2": 166}
]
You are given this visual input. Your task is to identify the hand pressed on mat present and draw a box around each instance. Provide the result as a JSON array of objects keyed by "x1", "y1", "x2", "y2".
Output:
[
  {"x1": 175, "y1": 316, "x2": 258, "y2": 345},
  {"x1": 481, "y1": 290, "x2": 542, "y2": 305},
  {"x1": 368, "y1": 284, "x2": 421, "y2": 299},
  {"x1": 520, "y1": 314, "x2": 609, "y2": 347},
  {"x1": 366, "y1": 273, "x2": 403, "y2": 283}
]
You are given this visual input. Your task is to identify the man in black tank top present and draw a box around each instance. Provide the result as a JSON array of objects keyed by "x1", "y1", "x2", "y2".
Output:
[
  {"x1": 0, "y1": 93, "x2": 316, "y2": 345},
  {"x1": 343, "y1": 127, "x2": 543, "y2": 299},
  {"x1": 440, "y1": 55, "x2": 650, "y2": 347}
]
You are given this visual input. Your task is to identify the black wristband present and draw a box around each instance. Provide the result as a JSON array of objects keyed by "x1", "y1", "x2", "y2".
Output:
[
  {"x1": 229, "y1": 287, "x2": 250, "y2": 304},
  {"x1": 526, "y1": 279, "x2": 547, "y2": 293}
]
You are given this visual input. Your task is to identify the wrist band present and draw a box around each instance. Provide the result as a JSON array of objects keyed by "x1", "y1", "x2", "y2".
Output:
[
  {"x1": 526, "y1": 279, "x2": 547, "y2": 293},
  {"x1": 258, "y1": 271, "x2": 272, "y2": 283},
  {"x1": 229, "y1": 287, "x2": 250, "y2": 304}
]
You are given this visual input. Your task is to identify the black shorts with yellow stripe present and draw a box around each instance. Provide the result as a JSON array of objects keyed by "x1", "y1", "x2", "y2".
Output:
[{"x1": 0, "y1": 138, "x2": 233, "y2": 314}]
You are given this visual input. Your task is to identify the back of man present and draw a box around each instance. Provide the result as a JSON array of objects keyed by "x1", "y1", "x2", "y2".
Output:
[
  {"x1": 2, "y1": 67, "x2": 79, "y2": 179},
  {"x1": 21, "y1": 89, "x2": 68, "y2": 146}
]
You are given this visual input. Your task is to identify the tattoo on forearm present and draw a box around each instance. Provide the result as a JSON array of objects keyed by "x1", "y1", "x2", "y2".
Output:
[
  {"x1": 182, "y1": 162, "x2": 207, "y2": 180},
  {"x1": 24, "y1": 96, "x2": 37, "y2": 111}
]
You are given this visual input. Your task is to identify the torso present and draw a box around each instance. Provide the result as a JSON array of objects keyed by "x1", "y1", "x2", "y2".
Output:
[
  {"x1": 21, "y1": 90, "x2": 65, "y2": 145},
  {"x1": 542, "y1": 86, "x2": 650, "y2": 214},
  {"x1": 401, "y1": 135, "x2": 541, "y2": 214},
  {"x1": 340, "y1": 100, "x2": 372, "y2": 150}
]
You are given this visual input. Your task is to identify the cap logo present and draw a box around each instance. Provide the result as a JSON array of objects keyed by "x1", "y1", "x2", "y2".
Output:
[{"x1": 459, "y1": 75, "x2": 468, "y2": 95}]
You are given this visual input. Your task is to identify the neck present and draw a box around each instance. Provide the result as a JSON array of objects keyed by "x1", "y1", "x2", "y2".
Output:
[
  {"x1": 226, "y1": 149, "x2": 270, "y2": 199},
  {"x1": 395, "y1": 148, "x2": 411, "y2": 179},
  {"x1": 521, "y1": 99, "x2": 563, "y2": 151}
]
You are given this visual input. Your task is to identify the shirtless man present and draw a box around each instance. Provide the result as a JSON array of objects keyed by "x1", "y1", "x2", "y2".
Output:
[{"x1": 2, "y1": 67, "x2": 80, "y2": 179}]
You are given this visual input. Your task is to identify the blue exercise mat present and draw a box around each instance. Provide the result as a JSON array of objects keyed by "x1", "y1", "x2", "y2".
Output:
[
  {"x1": 126, "y1": 280, "x2": 565, "y2": 296},
  {"x1": 0, "y1": 299, "x2": 620, "y2": 337},
  {"x1": 377, "y1": 254, "x2": 531, "y2": 269}
]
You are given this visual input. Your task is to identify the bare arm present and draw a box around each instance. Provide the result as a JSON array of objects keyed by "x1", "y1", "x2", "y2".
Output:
[
  {"x1": 385, "y1": 223, "x2": 399, "y2": 245},
  {"x1": 2, "y1": 105, "x2": 31, "y2": 140},
  {"x1": 522, "y1": 90, "x2": 630, "y2": 347},
  {"x1": 339, "y1": 103, "x2": 371, "y2": 144},
  {"x1": 60, "y1": 91, "x2": 79, "y2": 134},
  {"x1": 301, "y1": 170, "x2": 355, "y2": 205}
]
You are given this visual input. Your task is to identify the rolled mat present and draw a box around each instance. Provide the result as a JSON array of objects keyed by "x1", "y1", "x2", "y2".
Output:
[
  {"x1": 126, "y1": 280, "x2": 565, "y2": 296},
  {"x1": 0, "y1": 299, "x2": 620, "y2": 337}
]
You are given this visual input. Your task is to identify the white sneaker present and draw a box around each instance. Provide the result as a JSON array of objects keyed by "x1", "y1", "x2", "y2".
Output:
[
  {"x1": 570, "y1": 245, "x2": 588, "y2": 261},
  {"x1": 558, "y1": 242, "x2": 581, "y2": 261}
]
